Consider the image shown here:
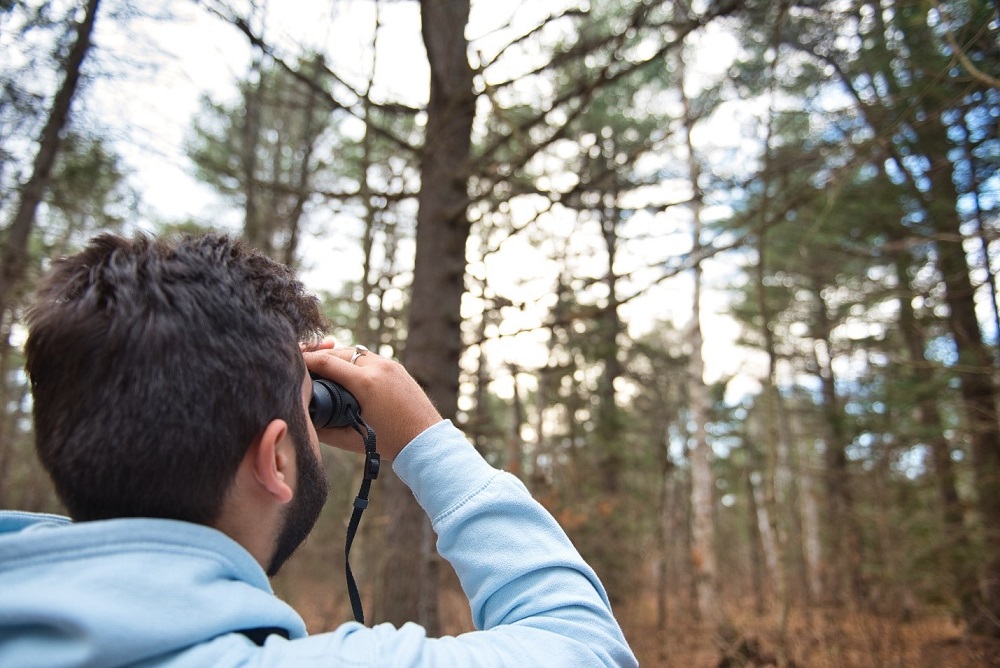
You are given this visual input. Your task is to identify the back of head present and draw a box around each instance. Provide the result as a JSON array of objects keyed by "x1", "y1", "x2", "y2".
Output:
[{"x1": 24, "y1": 233, "x2": 325, "y2": 524}]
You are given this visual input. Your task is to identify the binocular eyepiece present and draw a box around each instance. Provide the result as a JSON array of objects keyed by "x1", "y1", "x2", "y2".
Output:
[{"x1": 309, "y1": 374, "x2": 361, "y2": 429}]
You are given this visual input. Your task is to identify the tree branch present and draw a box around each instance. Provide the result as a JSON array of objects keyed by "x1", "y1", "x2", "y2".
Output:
[
  {"x1": 933, "y1": 0, "x2": 1000, "y2": 90},
  {"x1": 197, "y1": 0, "x2": 421, "y2": 155}
]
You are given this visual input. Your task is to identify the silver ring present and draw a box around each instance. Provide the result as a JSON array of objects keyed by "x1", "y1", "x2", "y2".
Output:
[{"x1": 349, "y1": 345, "x2": 369, "y2": 365}]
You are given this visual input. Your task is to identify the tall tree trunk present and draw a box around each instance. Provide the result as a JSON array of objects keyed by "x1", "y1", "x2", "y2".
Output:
[
  {"x1": 681, "y1": 57, "x2": 719, "y2": 625},
  {"x1": 755, "y1": 239, "x2": 790, "y2": 620},
  {"x1": 505, "y1": 363, "x2": 524, "y2": 478},
  {"x1": 755, "y1": 6, "x2": 792, "y2": 650},
  {"x1": 597, "y1": 203, "x2": 624, "y2": 496},
  {"x1": 889, "y1": 233, "x2": 979, "y2": 621},
  {"x1": 794, "y1": 421, "x2": 823, "y2": 605},
  {"x1": 582, "y1": 194, "x2": 631, "y2": 607},
  {"x1": 530, "y1": 363, "x2": 550, "y2": 492},
  {"x1": 744, "y1": 459, "x2": 768, "y2": 615},
  {"x1": 471, "y1": 306, "x2": 491, "y2": 456},
  {"x1": 923, "y1": 135, "x2": 1000, "y2": 635},
  {"x1": 0, "y1": 0, "x2": 101, "y2": 330},
  {"x1": 355, "y1": 96, "x2": 379, "y2": 345},
  {"x1": 656, "y1": 424, "x2": 675, "y2": 666},
  {"x1": 241, "y1": 36, "x2": 265, "y2": 254},
  {"x1": 280, "y1": 69, "x2": 322, "y2": 267},
  {"x1": 810, "y1": 280, "x2": 865, "y2": 606},
  {"x1": 958, "y1": 112, "x2": 1000, "y2": 361},
  {"x1": 355, "y1": 14, "x2": 382, "y2": 342},
  {"x1": 377, "y1": 0, "x2": 475, "y2": 634},
  {"x1": 752, "y1": 183, "x2": 794, "y2": 644}
]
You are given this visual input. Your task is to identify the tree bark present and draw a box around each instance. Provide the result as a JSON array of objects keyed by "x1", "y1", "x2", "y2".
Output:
[
  {"x1": 0, "y1": 0, "x2": 101, "y2": 329},
  {"x1": 505, "y1": 363, "x2": 524, "y2": 478},
  {"x1": 279, "y1": 68, "x2": 322, "y2": 267},
  {"x1": 681, "y1": 57, "x2": 719, "y2": 625},
  {"x1": 376, "y1": 0, "x2": 475, "y2": 634},
  {"x1": 356, "y1": 15, "x2": 382, "y2": 340},
  {"x1": 744, "y1": 460, "x2": 769, "y2": 615},
  {"x1": 754, "y1": 7, "x2": 792, "y2": 644},
  {"x1": 590, "y1": 197, "x2": 629, "y2": 607},
  {"x1": 657, "y1": 426, "x2": 676, "y2": 666},
  {"x1": 958, "y1": 111, "x2": 1000, "y2": 362},
  {"x1": 794, "y1": 422, "x2": 823, "y2": 605},
  {"x1": 810, "y1": 280, "x2": 865, "y2": 605},
  {"x1": 241, "y1": 43, "x2": 265, "y2": 254}
]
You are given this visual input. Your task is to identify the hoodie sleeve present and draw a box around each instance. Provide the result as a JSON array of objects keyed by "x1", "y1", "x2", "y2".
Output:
[{"x1": 252, "y1": 419, "x2": 637, "y2": 668}]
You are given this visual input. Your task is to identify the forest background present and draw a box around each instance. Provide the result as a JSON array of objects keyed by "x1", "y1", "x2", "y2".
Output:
[{"x1": 1, "y1": 0, "x2": 998, "y2": 666}]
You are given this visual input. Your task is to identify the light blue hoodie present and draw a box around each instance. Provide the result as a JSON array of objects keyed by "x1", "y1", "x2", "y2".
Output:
[{"x1": 0, "y1": 420, "x2": 637, "y2": 667}]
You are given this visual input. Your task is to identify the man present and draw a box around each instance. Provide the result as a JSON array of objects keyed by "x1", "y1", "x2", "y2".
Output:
[{"x1": 0, "y1": 233, "x2": 637, "y2": 667}]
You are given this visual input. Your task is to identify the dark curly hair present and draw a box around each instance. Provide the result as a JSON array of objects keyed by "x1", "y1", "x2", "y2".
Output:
[{"x1": 24, "y1": 233, "x2": 327, "y2": 524}]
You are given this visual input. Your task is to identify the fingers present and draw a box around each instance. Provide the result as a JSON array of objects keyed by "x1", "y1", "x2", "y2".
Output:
[
  {"x1": 302, "y1": 346, "x2": 371, "y2": 385},
  {"x1": 300, "y1": 336, "x2": 337, "y2": 352},
  {"x1": 302, "y1": 345, "x2": 442, "y2": 460}
]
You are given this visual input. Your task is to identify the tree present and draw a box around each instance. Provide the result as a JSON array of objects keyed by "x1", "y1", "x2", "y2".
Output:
[
  {"x1": 0, "y1": 131, "x2": 134, "y2": 507},
  {"x1": 187, "y1": 52, "x2": 336, "y2": 266},
  {"x1": 0, "y1": 0, "x2": 101, "y2": 331},
  {"x1": 375, "y1": 0, "x2": 477, "y2": 633},
  {"x1": 0, "y1": 0, "x2": 108, "y2": 514},
  {"x1": 679, "y1": 52, "x2": 721, "y2": 626},
  {"x1": 778, "y1": 0, "x2": 1000, "y2": 633}
]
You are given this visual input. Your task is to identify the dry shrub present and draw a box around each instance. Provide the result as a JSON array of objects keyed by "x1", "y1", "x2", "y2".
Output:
[{"x1": 623, "y1": 591, "x2": 1000, "y2": 668}]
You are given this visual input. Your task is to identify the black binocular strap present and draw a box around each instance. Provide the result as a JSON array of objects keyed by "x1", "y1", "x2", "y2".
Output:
[{"x1": 345, "y1": 408, "x2": 379, "y2": 625}]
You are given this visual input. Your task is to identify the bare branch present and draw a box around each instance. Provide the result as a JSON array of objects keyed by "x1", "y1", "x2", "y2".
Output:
[
  {"x1": 933, "y1": 0, "x2": 1000, "y2": 90},
  {"x1": 473, "y1": 0, "x2": 742, "y2": 177},
  {"x1": 477, "y1": 7, "x2": 590, "y2": 75},
  {"x1": 196, "y1": 0, "x2": 421, "y2": 155}
]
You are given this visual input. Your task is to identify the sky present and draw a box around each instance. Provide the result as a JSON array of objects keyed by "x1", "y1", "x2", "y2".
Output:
[{"x1": 86, "y1": 0, "x2": 764, "y2": 402}]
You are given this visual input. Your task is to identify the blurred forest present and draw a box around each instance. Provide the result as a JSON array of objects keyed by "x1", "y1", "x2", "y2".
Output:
[{"x1": 1, "y1": 0, "x2": 999, "y2": 665}]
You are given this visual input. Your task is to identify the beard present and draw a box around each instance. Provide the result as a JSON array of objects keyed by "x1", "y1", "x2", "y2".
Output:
[{"x1": 266, "y1": 417, "x2": 329, "y2": 577}]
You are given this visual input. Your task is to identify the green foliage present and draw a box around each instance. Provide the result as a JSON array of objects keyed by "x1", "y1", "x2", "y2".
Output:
[{"x1": 186, "y1": 54, "x2": 339, "y2": 262}]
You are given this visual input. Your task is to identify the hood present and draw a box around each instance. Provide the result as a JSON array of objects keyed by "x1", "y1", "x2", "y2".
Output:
[{"x1": 0, "y1": 510, "x2": 306, "y2": 667}]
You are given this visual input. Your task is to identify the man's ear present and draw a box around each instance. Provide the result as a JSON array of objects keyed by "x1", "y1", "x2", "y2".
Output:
[{"x1": 250, "y1": 419, "x2": 294, "y2": 505}]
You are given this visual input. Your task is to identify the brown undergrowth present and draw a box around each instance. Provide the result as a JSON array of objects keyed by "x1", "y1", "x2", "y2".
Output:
[
  {"x1": 282, "y1": 562, "x2": 1000, "y2": 667},
  {"x1": 620, "y1": 593, "x2": 1000, "y2": 667}
]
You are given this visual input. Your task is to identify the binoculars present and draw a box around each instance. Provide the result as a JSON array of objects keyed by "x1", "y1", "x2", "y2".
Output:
[{"x1": 308, "y1": 375, "x2": 360, "y2": 429}]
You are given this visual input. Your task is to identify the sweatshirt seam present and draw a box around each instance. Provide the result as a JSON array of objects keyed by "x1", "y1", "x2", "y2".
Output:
[
  {"x1": 0, "y1": 540, "x2": 255, "y2": 579},
  {"x1": 431, "y1": 470, "x2": 504, "y2": 525}
]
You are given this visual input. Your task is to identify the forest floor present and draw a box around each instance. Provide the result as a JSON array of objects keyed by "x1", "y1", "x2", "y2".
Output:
[
  {"x1": 622, "y1": 593, "x2": 1000, "y2": 667},
  {"x1": 283, "y1": 565, "x2": 1000, "y2": 667}
]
